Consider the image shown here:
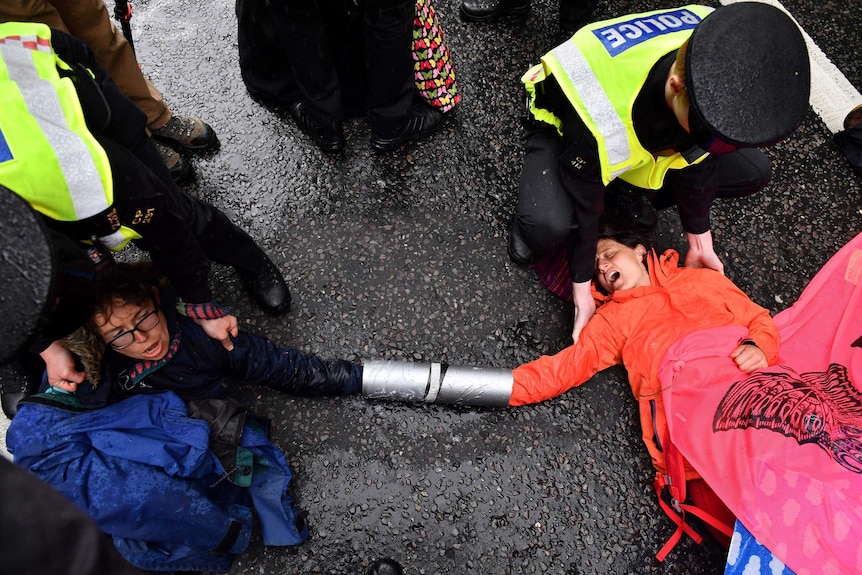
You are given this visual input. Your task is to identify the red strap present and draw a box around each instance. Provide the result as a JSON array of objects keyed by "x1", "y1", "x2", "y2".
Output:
[
  {"x1": 654, "y1": 476, "x2": 703, "y2": 561},
  {"x1": 680, "y1": 502, "x2": 733, "y2": 538},
  {"x1": 652, "y1": 430, "x2": 732, "y2": 561},
  {"x1": 664, "y1": 429, "x2": 688, "y2": 504}
]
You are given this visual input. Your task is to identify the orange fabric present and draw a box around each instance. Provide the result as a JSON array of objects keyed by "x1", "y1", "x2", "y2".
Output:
[{"x1": 510, "y1": 249, "x2": 779, "y2": 479}]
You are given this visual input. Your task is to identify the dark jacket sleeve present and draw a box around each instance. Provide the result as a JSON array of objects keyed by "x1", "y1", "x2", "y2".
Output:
[
  {"x1": 538, "y1": 75, "x2": 606, "y2": 284},
  {"x1": 50, "y1": 29, "x2": 215, "y2": 304},
  {"x1": 667, "y1": 157, "x2": 719, "y2": 235},
  {"x1": 223, "y1": 331, "x2": 363, "y2": 396}
]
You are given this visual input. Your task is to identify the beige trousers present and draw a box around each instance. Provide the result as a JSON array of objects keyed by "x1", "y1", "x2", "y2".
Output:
[{"x1": 0, "y1": 0, "x2": 171, "y2": 129}]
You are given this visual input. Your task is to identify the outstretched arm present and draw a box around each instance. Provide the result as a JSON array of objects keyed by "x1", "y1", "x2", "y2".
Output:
[
  {"x1": 511, "y1": 313, "x2": 623, "y2": 405},
  {"x1": 223, "y1": 331, "x2": 362, "y2": 396}
]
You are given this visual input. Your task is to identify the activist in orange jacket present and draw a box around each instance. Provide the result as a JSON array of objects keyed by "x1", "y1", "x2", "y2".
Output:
[{"x1": 510, "y1": 229, "x2": 780, "y2": 481}]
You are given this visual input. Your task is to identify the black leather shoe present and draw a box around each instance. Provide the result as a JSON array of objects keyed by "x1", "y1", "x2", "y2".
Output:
[
  {"x1": 460, "y1": 0, "x2": 530, "y2": 22},
  {"x1": 371, "y1": 103, "x2": 444, "y2": 152},
  {"x1": 559, "y1": 0, "x2": 596, "y2": 34},
  {"x1": 605, "y1": 182, "x2": 658, "y2": 230},
  {"x1": 365, "y1": 558, "x2": 404, "y2": 575},
  {"x1": 507, "y1": 219, "x2": 536, "y2": 266},
  {"x1": 288, "y1": 101, "x2": 345, "y2": 154},
  {"x1": 1, "y1": 363, "x2": 40, "y2": 420},
  {"x1": 238, "y1": 255, "x2": 292, "y2": 315}
]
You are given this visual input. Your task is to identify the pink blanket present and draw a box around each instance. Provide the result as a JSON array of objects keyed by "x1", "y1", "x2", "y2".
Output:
[{"x1": 660, "y1": 232, "x2": 862, "y2": 575}]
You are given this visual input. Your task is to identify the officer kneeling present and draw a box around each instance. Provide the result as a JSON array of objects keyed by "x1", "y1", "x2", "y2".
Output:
[
  {"x1": 508, "y1": 3, "x2": 810, "y2": 343},
  {"x1": 0, "y1": 23, "x2": 292, "y2": 416}
]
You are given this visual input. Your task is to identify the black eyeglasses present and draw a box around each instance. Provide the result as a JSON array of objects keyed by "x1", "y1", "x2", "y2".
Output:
[{"x1": 105, "y1": 309, "x2": 160, "y2": 350}]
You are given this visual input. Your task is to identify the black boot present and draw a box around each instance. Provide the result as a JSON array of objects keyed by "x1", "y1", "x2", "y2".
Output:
[
  {"x1": 185, "y1": 203, "x2": 293, "y2": 316},
  {"x1": 507, "y1": 219, "x2": 536, "y2": 266},
  {"x1": 365, "y1": 559, "x2": 404, "y2": 575},
  {"x1": 289, "y1": 101, "x2": 345, "y2": 154},
  {"x1": 559, "y1": 0, "x2": 596, "y2": 34},
  {"x1": 0, "y1": 360, "x2": 42, "y2": 420},
  {"x1": 460, "y1": 0, "x2": 530, "y2": 22},
  {"x1": 605, "y1": 181, "x2": 658, "y2": 230},
  {"x1": 237, "y1": 253, "x2": 292, "y2": 316}
]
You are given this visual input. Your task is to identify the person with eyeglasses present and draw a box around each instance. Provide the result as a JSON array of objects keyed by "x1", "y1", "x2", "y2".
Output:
[
  {"x1": 29, "y1": 261, "x2": 362, "y2": 405},
  {"x1": 0, "y1": 23, "x2": 292, "y2": 419},
  {"x1": 7, "y1": 260, "x2": 363, "y2": 571},
  {"x1": 508, "y1": 4, "x2": 810, "y2": 345}
]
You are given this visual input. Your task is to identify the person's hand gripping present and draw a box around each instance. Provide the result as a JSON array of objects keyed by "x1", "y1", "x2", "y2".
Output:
[{"x1": 571, "y1": 280, "x2": 596, "y2": 344}]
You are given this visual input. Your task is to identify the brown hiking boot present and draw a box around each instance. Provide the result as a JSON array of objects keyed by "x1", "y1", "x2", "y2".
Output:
[{"x1": 152, "y1": 114, "x2": 219, "y2": 151}]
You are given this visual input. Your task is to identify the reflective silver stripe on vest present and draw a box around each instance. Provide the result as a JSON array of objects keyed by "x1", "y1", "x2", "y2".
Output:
[
  {"x1": 1, "y1": 38, "x2": 110, "y2": 222},
  {"x1": 551, "y1": 41, "x2": 630, "y2": 178}
]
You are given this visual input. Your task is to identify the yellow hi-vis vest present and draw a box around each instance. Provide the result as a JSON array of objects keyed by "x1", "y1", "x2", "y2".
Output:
[
  {"x1": 523, "y1": 5, "x2": 714, "y2": 189},
  {"x1": 0, "y1": 22, "x2": 138, "y2": 249}
]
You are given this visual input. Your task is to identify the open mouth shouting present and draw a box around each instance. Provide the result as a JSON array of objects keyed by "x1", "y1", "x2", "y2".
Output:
[{"x1": 142, "y1": 340, "x2": 163, "y2": 359}]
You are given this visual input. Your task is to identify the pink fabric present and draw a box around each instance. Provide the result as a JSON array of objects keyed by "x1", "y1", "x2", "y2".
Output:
[
  {"x1": 528, "y1": 243, "x2": 572, "y2": 301},
  {"x1": 659, "y1": 232, "x2": 862, "y2": 575}
]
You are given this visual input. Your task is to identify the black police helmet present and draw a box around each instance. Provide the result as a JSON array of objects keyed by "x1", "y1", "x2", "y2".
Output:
[
  {"x1": 0, "y1": 185, "x2": 98, "y2": 362},
  {"x1": 685, "y1": 2, "x2": 810, "y2": 150}
]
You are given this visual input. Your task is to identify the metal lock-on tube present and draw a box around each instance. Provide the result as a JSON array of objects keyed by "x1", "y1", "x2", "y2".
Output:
[{"x1": 362, "y1": 360, "x2": 513, "y2": 407}]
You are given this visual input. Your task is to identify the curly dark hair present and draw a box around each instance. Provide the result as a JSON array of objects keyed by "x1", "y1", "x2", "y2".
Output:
[{"x1": 84, "y1": 261, "x2": 165, "y2": 332}]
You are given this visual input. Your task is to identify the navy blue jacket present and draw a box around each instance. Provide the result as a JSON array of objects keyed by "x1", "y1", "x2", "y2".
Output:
[{"x1": 77, "y1": 287, "x2": 362, "y2": 407}]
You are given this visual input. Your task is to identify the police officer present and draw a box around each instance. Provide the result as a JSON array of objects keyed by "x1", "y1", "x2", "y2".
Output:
[
  {"x1": 509, "y1": 3, "x2": 810, "y2": 343},
  {"x1": 0, "y1": 187, "x2": 146, "y2": 575},
  {"x1": 0, "y1": 22, "x2": 290, "y2": 415}
]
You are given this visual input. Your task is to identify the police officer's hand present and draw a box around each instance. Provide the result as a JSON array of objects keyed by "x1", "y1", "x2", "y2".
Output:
[
  {"x1": 194, "y1": 315, "x2": 240, "y2": 352},
  {"x1": 39, "y1": 340, "x2": 85, "y2": 392},
  {"x1": 571, "y1": 280, "x2": 596, "y2": 344},
  {"x1": 683, "y1": 230, "x2": 725, "y2": 275}
]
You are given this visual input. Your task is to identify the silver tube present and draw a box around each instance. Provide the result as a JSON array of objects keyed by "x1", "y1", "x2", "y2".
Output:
[
  {"x1": 362, "y1": 360, "x2": 512, "y2": 407},
  {"x1": 434, "y1": 365, "x2": 512, "y2": 406}
]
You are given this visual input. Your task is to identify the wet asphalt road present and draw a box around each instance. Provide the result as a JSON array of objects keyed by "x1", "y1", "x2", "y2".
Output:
[{"x1": 122, "y1": 0, "x2": 862, "y2": 573}]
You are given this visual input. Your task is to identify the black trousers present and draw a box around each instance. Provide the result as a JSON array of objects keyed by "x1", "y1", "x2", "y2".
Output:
[
  {"x1": 53, "y1": 29, "x2": 269, "y2": 305},
  {"x1": 93, "y1": 133, "x2": 268, "y2": 307},
  {"x1": 516, "y1": 126, "x2": 772, "y2": 260},
  {"x1": 271, "y1": 0, "x2": 416, "y2": 135}
]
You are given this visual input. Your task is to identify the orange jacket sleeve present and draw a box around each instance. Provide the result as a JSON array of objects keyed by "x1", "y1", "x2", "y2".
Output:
[
  {"x1": 708, "y1": 274, "x2": 780, "y2": 363},
  {"x1": 509, "y1": 313, "x2": 625, "y2": 406}
]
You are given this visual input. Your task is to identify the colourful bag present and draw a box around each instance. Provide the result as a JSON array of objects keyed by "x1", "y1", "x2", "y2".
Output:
[{"x1": 413, "y1": 0, "x2": 461, "y2": 112}]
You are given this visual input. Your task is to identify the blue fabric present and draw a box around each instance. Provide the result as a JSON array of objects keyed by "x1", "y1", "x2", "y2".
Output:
[
  {"x1": 7, "y1": 392, "x2": 307, "y2": 572},
  {"x1": 725, "y1": 520, "x2": 794, "y2": 575}
]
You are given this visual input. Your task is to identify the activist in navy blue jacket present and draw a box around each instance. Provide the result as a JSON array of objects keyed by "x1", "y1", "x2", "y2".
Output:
[
  {"x1": 6, "y1": 262, "x2": 362, "y2": 572},
  {"x1": 70, "y1": 267, "x2": 361, "y2": 409}
]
